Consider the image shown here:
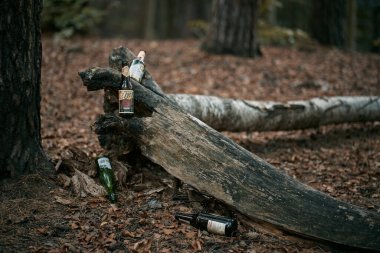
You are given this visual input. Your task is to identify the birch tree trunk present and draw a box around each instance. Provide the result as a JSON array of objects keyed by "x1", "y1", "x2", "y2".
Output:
[
  {"x1": 170, "y1": 94, "x2": 380, "y2": 132},
  {"x1": 79, "y1": 67, "x2": 380, "y2": 132}
]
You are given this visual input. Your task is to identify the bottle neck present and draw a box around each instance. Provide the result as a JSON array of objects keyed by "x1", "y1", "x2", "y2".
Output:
[
  {"x1": 132, "y1": 58, "x2": 144, "y2": 65},
  {"x1": 121, "y1": 75, "x2": 132, "y2": 89},
  {"x1": 109, "y1": 192, "x2": 117, "y2": 203},
  {"x1": 175, "y1": 213, "x2": 196, "y2": 224},
  {"x1": 97, "y1": 156, "x2": 112, "y2": 170}
]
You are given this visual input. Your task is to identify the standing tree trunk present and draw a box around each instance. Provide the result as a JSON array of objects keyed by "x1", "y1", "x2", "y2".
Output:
[
  {"x1": 144, "y1": 0, "x2": 157, "y2": 39},
  {"x1": 346, "y1": 0, "x2": 357, "y2": 50},
  {"x1": 373, "y1": 6, "x2": 380, "y2": 53},
  {"x1": 311, "y1": 0, "x2": 346, "y2": 48},
  {"x1": 203, "y1": 0, "x2": 261, "y2": 57},
  {"x1": 0, "y1": 0, "x2": 49, "y2": 177}
]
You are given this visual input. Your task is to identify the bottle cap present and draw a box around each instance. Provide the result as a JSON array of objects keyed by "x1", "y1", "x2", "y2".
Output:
[
  {"x1": 122, "y1": 66, "x2": 129, "y2": 77},
  {"x1": 137, "y1": 51, "x2": 146, "y2": 62},
  {"x1": 109, "y1": 193, "x2": 117, "y2": 203}
]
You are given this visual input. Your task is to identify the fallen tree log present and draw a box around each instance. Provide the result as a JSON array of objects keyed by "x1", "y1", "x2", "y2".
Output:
[
  {"x1": 170, "y1": 94, "x2": 380, "y2": 132},
  {"x1": 79, "y1": 67, "x2": 380, "y2": 132},
  {"x1": 87, "y1": 79, "x2": 380, "y2": 250},
  {"x1": 78, "y1": 47, "x2": 380, "y2": 250}
]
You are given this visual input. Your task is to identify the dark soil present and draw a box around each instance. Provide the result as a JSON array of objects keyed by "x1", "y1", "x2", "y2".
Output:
[{"x1": 0, "y1": 37, "x2": 379, "y2": 252}]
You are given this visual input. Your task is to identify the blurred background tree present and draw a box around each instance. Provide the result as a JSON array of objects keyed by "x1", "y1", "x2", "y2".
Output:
[
  {"x1": 42, "y1": 0, "x2": 104, "y2": 38},
  {"x1": 202, "y1": 0, "x2": 261, "y2": 57},
  {"x1": 41, "y1": 0, "x2": 380, "y2": 53},
  {"x1": 310, "y1": 0, "x2": 346, "y2": 48}
]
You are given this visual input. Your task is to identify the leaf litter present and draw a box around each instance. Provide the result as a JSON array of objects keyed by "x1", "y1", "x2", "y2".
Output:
[{"x1": 0, "y1": 37, "x2": 379, "y2": 252}]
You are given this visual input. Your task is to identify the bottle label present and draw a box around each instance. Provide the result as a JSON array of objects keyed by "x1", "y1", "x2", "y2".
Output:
[
  {"x1": 98, "y1": 157, "x2": 112, "y2": 169},
  {"x1": 207, "y1": 220, "x2": 226, "y2": 235},
  {"x1": 119, "y1": 90, "x2": 134, "y2": 114},
  {"x1": 129, "y1": 63, "x2": 144, "y2": 83}
]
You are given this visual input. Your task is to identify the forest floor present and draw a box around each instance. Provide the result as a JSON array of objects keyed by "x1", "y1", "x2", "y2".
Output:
[{"x1": 1, "y1": 37, "x2": 380, "y2": 253}]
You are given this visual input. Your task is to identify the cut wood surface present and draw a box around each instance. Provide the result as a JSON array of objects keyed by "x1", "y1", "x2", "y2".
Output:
[
  {"x1": 78, "y1": 47, "x2": 380, "y2": 250},
  {"x1": 79, "y1": 67, "x2": 380, "y2": 132}
]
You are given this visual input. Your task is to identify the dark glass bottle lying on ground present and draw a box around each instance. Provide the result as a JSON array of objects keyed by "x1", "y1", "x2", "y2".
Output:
[
  {"x1": 96, "y1": 156, "x2": 117, "y2": 203},
  {"x1": 175, "y1": 212, "x2": 238, "y2": 236}
]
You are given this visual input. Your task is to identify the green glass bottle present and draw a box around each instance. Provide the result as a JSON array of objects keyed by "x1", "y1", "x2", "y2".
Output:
[
  {"x1": 175, "y1": 212, "x2": 238, "y2": 237},
  {"x1": 96, "y1": 156, "x2": 117, "y2": 203}
]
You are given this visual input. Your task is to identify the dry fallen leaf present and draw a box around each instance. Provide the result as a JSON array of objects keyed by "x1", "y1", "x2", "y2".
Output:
[
  {"x1": 36, "y1": 226, "x2": 49, "y2": 235},
  {"x1": 70, "y1": 221, "x2": 80, "y2": 229},
  {"x1": 191, "y1": 240, "x2": 202, "y2": 251},
  {"x1": 185, "y1": 231, "x2": 197, "y2": 239},
  {"x1": 84, "y1": 234, "x2": 93, "y2": 242},
  {"x1": 162, "y1": 228, "x2": 174, "y2": 235},
  {"x1": 132, "y1": 239, "x2": 152, "y2": 253},
  {"x1": 144, "y1": 187, "x2": 165, "y2": 196},
  {"x1": 63, "y1": 243, "x2": 77, "y2": 252},
  {"x1": 105, "y1": 232, "x2": 117, "y2": 244},
  {"x1": 153, "y1": 233, "x2": 161, "y2": 240},
  {"x1": 108, "y1": 204, "x2": 119, "y2": 212},
  {"x1": 122, "y1": 230, "x2": 136, "y2": 238},
  {"x1": 54, "y1": 195, "x2": 72, "y2": 205}
]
